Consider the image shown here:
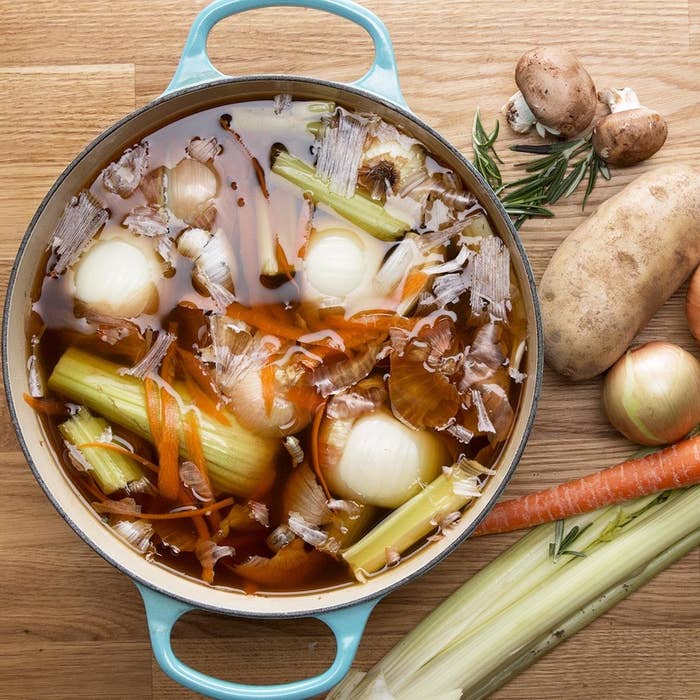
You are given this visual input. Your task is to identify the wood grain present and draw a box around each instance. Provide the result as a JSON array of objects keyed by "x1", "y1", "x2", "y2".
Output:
[{"x1": 0, "y1": 1, "x2": 698, "y2": 698}]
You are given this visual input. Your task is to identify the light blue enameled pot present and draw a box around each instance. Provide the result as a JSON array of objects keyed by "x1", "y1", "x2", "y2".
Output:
[{"x1": 2, "y1": 1, "x2": 543, "y2": 698}]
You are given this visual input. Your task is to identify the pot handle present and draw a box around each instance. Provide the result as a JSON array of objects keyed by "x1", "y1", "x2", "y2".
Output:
[
  {"x1": 136, "y1": 582, "x2": 380, "y2": 700},
  {"x1": 165, "y1": 0, "x2": 407, "y2": 107}
]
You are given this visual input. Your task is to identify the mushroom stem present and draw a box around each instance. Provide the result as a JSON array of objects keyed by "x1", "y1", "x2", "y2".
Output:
[
  {"x1": 503, "y1": 92, "x2": 537, "y2": 134},
  {"x1": 593, "y1": 88, "x2": 668, "y2": 166},
  {"x1": 598, "y1": 87, "x2": 642, "y2": 113}
]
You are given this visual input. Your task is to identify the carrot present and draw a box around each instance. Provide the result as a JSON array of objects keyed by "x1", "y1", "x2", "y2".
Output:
[
  {"x1": 310, "y1": 400, "x2": 331, "y2": 499},
  {"x1": 182, "y1": 409, "x2": 220, "y2": 529},
  {"x1": 285, "y1": 384, "x2": 324, "y2": 415},
  {"x1": 77, "y1": 441, "x2": 159, "y2": 474},
  {"x1": 178, "y1": 349, "x2": 231, "y2": 426},
  {"x1": 23, "y1": 393, "x2": 70, "y2": 417},
  {"x1": 94, "y1": 497, "x2": 234, "y2": 520},
  {"x1": 145, "y1": 378, "x2": 181, "y2": 502},
  {"x1": 401, "y1": 269, "x2": 429, "y2": 303},
  {"x1": 227, "y1": 302, "x2": 306, "y2": 343},
  {"x1": 260, "y1": 362, "x2": 277, "y2": 417},
  {"x1": 474, "y1": 434, "x2": 700, "y2": 536},
  {"x1": 144, "y1": 377, "x2": 162, "y2": 443},
  {"x1": 183, "y1": 372, "x2": 230, "y2": 426}
]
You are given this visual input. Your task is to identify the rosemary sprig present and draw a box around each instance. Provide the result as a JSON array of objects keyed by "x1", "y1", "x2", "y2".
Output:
[
  {"x1": 471, "y1": 110, "x2": 503, "y2": 189},
  {"x1": 470, "y1": 113, "x2": 612, "y2": 229},
  {"x1": 549, "y1": 520, "x2": 591, "y2": 563}
]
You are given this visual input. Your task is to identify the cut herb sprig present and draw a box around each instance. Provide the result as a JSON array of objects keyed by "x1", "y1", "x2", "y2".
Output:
[
  {"x1": 471, "y1": 110, "x2": 503, "y2": 189},
  {"x1": 471, "y1": 113, "x2": 612, "y2": 229}
]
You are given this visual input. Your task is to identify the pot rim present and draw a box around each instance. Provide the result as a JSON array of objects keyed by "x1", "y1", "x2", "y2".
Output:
[{"x1": 3, "y1": 73, "x2": 543, "y2": 618}]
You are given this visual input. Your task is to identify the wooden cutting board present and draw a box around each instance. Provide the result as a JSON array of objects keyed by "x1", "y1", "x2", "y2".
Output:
[{"x1": 0, "y1": 1, "x2": 698, "y2": 698}]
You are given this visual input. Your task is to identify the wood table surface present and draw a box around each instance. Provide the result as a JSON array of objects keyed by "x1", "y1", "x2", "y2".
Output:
[{"x1": 1, "y1": 1, "x2": 699, "y2": 698}]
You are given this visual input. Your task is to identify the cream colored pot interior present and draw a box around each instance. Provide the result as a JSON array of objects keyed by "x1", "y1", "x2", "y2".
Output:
[{"x1": 4, "y1": 78, "x2": 542, "y2": 617}]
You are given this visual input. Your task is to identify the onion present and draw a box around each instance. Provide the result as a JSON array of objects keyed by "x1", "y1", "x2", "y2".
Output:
[
  {"x1": 227, "y1": 362, "x2": 314, "y2": 438},
  {"x1": 167, "y1": 158, "x2": 218, "y2": 225},
  {"x1": 73, "y1": 236, "x2": 159, "y2": 317},
  {"x1": 301, "y1": 226, "x2": 387, "y2": 312},
  {"x1": 686, "y1": 266, "x2": 700, "y2": 342},
  {"x1": 320, "y1": 408, "x2": 450, "y2": 508},
  {"x1": 603, "y1": 341, "x2": 700, "y2": 445}
]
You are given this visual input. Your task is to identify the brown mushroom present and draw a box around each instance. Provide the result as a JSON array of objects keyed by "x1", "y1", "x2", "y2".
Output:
[
  {"x1": 592, "y1": 88, "x2": 668, "y2": 166},
  {"x1": 505, "y1": 47, "x2": 598, "y2": 139}
]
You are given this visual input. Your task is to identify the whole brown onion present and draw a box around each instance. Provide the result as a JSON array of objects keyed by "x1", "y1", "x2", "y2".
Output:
[{"x1": 603, "y1": 341, "x2": 700, "y2": 446}]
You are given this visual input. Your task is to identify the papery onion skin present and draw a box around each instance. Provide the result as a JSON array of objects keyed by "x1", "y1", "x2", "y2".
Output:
[
  {"x1": 603, "y1": 341, "x2": 700, "y2": 446},
  {"x1": 686, "y1": 267, "x2": 700, "y2": 343}
]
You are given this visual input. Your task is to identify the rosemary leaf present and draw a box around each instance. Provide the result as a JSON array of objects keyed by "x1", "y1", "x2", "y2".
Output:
[{"x1": 471, "y1": 110, "x2": 503, "y2": 188}]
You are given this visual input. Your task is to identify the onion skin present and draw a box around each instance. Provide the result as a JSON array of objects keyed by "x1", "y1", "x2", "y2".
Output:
[
  {"x1": 603, "y1": 342, "x2": 700, "y2": 445},
  {"x1": 686, "y1": 267, "x2": 700, "y2": 343}
]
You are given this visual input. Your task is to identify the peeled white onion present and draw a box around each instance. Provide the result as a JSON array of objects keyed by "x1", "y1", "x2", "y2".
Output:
[
  {"x1": 603, "y1": 341, "x2": 700, "y2": 446},
  {"x1": 73, "y1": 237, "x2": 159, "y2": 317},
  {"x1": 167, "y1": 158, "x2": 218, "y2": 224},
  {"x1": 320, "y1": 408, "x2": 449, "y2": 508},
  {"x1": 305, "y1": 227, "x2": 366, "y2": 297},
  {"x1": 301, "y1": 225, "x2": 387, "y2": 312}
]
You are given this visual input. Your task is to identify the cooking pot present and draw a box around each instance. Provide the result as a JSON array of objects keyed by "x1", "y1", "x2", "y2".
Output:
[{"x1": 2, "y1": 0, "x2": 543, "y2": 698}]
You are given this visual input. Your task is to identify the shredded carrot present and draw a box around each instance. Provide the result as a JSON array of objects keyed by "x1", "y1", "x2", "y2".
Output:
[
  {"x1": 285, "y1": 384, "x2": 324, "y2": 415},
  {"x1": 77, "y1": 441, "x2": 159, "y2": 473},
  {"x1": 23, "y1": 393, "x2": 71, "y2": 417},
  {"x1": 401, "y1": 269, "x2": 429, "y2": 303},
  {"x1": 178, "y1": 349, "x2": 230, "y2": 425},
  {"x1": 157, "y1": 388, "x2": 181, "y2": 501},
  {"x1": 94, "y1": 497, "x2": 234, "y2": 520},
  {"x1": 227, "y1": 302, "x2": 305, "y2": 343},
  {"x1": 260, "y1": 362, "x2": 277, "y2": 417},
  {"x1": 310, "y1": 400, "x2": 331, "y2": 499},
  {"x1": 183, "y1": 373, "x2": 231, "y2": 426},
  {"x1": 144, "y1": 377, "x2": 162, "y2": 443},
  {"x1": 474, "y1": 434, "x2": 700, "y2": 536},
  {"x1": 183, "y1": 409, "x2": 220, "y2": 529}
]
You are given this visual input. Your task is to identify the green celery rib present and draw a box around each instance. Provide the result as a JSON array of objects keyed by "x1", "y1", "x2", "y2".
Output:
[
  {"x1": 48, "y1": 347, "x2": 279, "y2": 497},
  {"x1": 398, "y1": 485, "x2": 700, "y2": 699},
  {"x1": 59, "y1": 406, "x2": 144, "y2": 494},
  {"x1": 342, "y1": 465, "x2": 484, "y2": 580},
  {"x1": 349, "y1": 502, "x2": 621, "y2": 698},
  {"x1": 270, "y1": 149, "x2": 410, "y2": 241},
  {"x1": 468, "y1": 526, "x2": 700, "y2": 700}
]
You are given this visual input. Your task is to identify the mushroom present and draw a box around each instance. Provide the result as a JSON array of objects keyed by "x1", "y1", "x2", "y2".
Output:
[
  {"x1": 504, "y1": 47, "x2": 598, "y2": 139},
  {"x1": 592, "y1": 88, "x2": 668, "y2": 166}
]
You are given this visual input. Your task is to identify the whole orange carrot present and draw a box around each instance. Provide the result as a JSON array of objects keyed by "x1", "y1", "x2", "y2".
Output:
[{"x1": 474, "y1": 434, "x2": 700, "y2": 536}]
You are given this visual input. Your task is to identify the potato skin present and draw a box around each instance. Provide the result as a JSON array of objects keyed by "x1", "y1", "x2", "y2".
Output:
[{"x1": 540, "y1": 164, "x2": 700, "y2": 381}]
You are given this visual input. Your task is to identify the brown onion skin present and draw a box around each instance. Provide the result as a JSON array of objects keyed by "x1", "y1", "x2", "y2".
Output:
[
  {"x1": 603, "y1": 341, "x2": 700, "y2": 446},
  {"x1": 686, "y1": 267, "x2": 700, "y2": 343}
]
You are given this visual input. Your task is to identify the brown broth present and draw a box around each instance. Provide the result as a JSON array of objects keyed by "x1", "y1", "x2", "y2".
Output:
[{"x1": 28, "y1": 98, "x2": 526, "y2": 594}]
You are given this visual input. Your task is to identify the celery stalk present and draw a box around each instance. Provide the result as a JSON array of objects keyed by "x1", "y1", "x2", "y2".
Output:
[
  {"x1": 342, "y1": 466, "x2": 482, "y2": 579},
  {"x1": 469, "y1": 527, "x2": 700, "y2": 700},
  {"x1": 271, "y1": 149, "x2": 410, "y2": 241},
  {"x1": 59, "y1": 407, "x2": 144, "y2": 494},
  {"x1": 48, "y1": 348, "x2": 279, "y2": 498},
  {"x1": 348, "y1": 503, "x2": 619, "y2": 697},
  {"x1": 397, "y1": 485, "x2": 700, "y2": 699}
]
